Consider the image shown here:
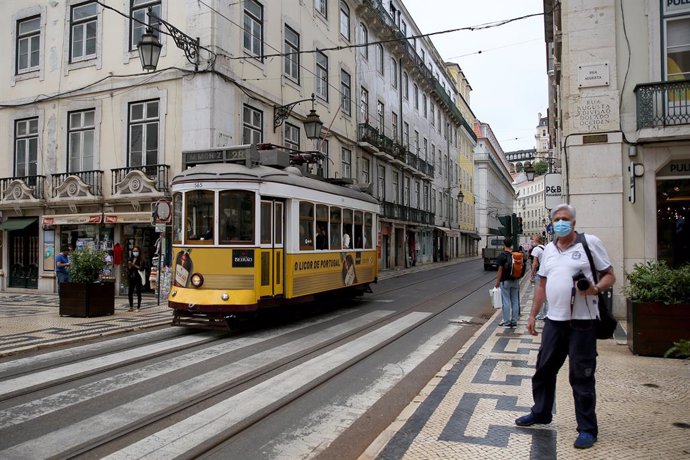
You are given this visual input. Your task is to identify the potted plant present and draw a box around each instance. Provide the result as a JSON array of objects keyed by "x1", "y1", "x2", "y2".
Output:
[
  {"x1": 625, "y1": 261, "x2": 690, "y2": 357},
  {"x1": 59, "y1": 247, "x2": 115, "y2": 317}
]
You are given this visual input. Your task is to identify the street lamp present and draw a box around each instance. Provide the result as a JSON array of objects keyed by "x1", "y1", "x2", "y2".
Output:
[
  {"x1": 457, "y1": 190, "x2": 464, "y2": 203},
  {"x1": 274, "y1": 93, "x2": 323, "y2": 140},
  {"x1": 137, "y1": 7, "x2": 216, "y2": 72},
  {"x1": 525, "y1": 164, "x2": 536, "y2": 182}
]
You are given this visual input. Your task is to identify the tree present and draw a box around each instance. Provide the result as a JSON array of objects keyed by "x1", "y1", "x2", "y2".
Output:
[{"x1": 534, "y1": 160, "x2": 549, "y2": 176}]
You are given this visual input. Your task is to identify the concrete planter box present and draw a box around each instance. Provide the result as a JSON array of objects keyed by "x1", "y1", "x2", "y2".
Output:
[
  {"x1": 59, "y1": 281, "x2": 115, "y2": 317},
  {"x1": 627, "y1": 299, "x2": 690, "y2": 357}
]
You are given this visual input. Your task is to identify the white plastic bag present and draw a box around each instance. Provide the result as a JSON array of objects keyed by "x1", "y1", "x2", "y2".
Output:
[{"x1": 489, "y1": 287, "x2": 502, "y2": 309}]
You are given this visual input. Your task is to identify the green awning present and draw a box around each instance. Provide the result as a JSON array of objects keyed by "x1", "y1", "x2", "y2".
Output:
[{"x1": 0, "y1": 218, "x2": 37, "y2": 231}]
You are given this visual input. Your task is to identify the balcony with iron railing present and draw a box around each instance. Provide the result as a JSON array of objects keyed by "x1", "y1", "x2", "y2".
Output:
[
  {"x1": 635, "y1": 80, "x2": 690, "y2": 133},
  {"x1": 111, "y1": 164, "x2": 170, "y2": 195},
  {"x1": 0, "y1": 175, "x2": 46, "y2": 206},
  {"x1": 51, "y1": 170, "x2": 103, "y2": 199},
  {"x1": 381, "y1": 201, "x2": 433, "y2": 225}
]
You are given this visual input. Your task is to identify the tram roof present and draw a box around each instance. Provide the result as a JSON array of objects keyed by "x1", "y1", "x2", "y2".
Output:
[{"x1": 172, "y1": 163, "x2": 380, "y2": 206}]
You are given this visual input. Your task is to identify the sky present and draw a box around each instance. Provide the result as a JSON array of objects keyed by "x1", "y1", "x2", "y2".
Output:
[{"x1": 403, "y1": 0, "x2": 548, "y2": 153}]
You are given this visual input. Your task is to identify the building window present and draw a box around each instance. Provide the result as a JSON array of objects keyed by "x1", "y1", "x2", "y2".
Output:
[
  {"x1": 391, "y1": 111, "x2": 398, "y2": 140},
  {"x1": 342, "y1": 147, "x2": 351, "y2": 178},
  {"x1": 339, "y1": 1, "x2": 350, "y2": 40},
  {"x1": 376, "y1": 44, "x2": 384, "y2": 74},
  {"x1": 244, "y1": 0, "x2": 263, "y2": 59},
  {"x1": 68, "y1": 109, "x2": 95, "y2": 172},
  {"x1": 422, "y1": 94, "x2": 427, "y2": 118},
  {"x1": 377, "y1": 100, "x2": 384, "y2": 133},
  {"x1": 16, "y1": 16, "x2": 41, "y2": 73},
  {"x1": 361, "y1": 157, "x2": 370, "y2": 184},
  {"x1": 403, "y1": 122, "x2": 409, "y2": 147},
  {"x1": 414, "y1": 130, "x2": 419, "y2": 154},
  {"x1": 341, "y1": 69, "x2": 352, "y2": 115},
  {"x1": 391, "y1": 58, "x2": 398, "y2": 87},
  {"x1": 130, "y1": 0, "x2": 160, "y2": 51},
  {"x1": 243, "y1": 105, "x2": 263, "y2": 144},
  {"x1": 404, "y1": 177, "x2": 410, "y2": 206},
  {"x1": 14, "y1": 118, "x2": 38, "y2": 177},
  {"x1": 393, "y1": 171, "x2": 399, "y2": 203},
  {"x1": 360, "y1": 87, "x2": 369, "y2": 122},
  {"x1": 128, "y1": 99, "x2": 159, "y2": 167},
  {"x1": 430, "y1": 103, "x2": 435, "y2": 126},
  {"x1": 316, "y1": 51, "x2": 328, "y2": 101},
  {"x1": 285, "y1": 122, "x2": 300, "y2": 151},
  {"x1": 403, "y1": 72, "x2": 409, "y2": 99},
  {"x1": 413, "y1": 84, "x2": 419, "y2": 110},
  {"x1": 377, "y1": 165, "x2": 385, "y2": 200},
  {"x1": 315, "y1": 0, "x2": 327, "y2": 18},
  {"x1": 284, "y1": 25, "x2": 300, "y2": 83},
  {"x1": 70, "y1": 2, "x2": 97, "y2": 62},
  {"x1": 359, "y1": 23, "x2": 368, "y2": 60},
  {"x1": 665, "y1": 16, "x2": 690, "y2": 80}
]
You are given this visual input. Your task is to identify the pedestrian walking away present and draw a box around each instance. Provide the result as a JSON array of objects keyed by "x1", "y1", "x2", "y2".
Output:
[
  {"x1": 494, "y1": 237, "x2": 520, "y2": 327},
  {"x1": 127, "y1": 246, "x2": 147, "y2": 311},
  {"x1": 515, "y1": 203, "x2": 616, "y2": 450},
  {"x1": 530, "y1": 234, "x2": 548, "y2": 319}
]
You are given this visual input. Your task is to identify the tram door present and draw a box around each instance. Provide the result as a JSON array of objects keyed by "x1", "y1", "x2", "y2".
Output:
[{"x1": 258, "y1": 200, "x2": 284, "y2": 298}]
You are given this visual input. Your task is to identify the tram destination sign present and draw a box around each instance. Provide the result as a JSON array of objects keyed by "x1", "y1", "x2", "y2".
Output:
[{"x1": 183, "y1": 145, "x2": 258, "y2": 168}]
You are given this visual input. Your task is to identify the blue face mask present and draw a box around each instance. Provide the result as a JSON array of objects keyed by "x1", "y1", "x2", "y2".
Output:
[{"x1": 553, "y1": 219, "x2": 572, "y2": 237}]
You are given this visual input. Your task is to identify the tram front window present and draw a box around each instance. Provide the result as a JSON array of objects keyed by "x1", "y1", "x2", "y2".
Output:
[
  {"x1": 186, "y1": 190, "x2": 214, "y2": 243},
  {"x1": 220, "y1": 190, "x2": 255, "y2": 244}
]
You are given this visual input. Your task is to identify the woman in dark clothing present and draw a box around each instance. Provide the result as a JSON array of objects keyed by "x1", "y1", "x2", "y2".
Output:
[{"x1": 127, "y1": 246, "x2": 147, "y2": 311}]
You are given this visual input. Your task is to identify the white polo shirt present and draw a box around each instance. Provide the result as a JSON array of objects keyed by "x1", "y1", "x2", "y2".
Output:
[{"x1": 537, "y1": 233, "x2": 612, "y2": 321}]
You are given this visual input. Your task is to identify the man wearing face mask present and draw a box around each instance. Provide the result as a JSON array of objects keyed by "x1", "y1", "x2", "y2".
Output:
[
  {"x1": 127, "y1": 246, "x2": 147, "y2": 312},
  {"x1": 514, "y1": 203, "x2": 615, "y2": 450}
]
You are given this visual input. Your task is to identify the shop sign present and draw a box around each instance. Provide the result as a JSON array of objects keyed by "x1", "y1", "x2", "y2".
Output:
[
  {"x1": 42, "y1": 214, "x2": 101, "y2": 226},
  {"x1": 544, "y1": 173, "x2": 563, "y2": 210},
  {"x1": 657, "y1": 160, "x2": 690, "y2": 177}
]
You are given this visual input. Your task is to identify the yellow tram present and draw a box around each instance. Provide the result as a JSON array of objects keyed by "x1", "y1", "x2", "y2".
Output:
[{"x1": 168, "y1": 145, "x2": 379, "y2": 327}]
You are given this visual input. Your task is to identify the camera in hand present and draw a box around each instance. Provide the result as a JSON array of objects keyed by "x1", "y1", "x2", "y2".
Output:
[{"x1": 573, "y1": 271, "x2": 590, "y2": 291}]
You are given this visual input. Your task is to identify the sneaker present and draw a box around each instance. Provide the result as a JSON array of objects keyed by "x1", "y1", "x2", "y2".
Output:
[
  {"x1": 574, "y1": 432, "x2": 597, "y2": 449},
  {"x1": 515, "y1": 413, "x2": 552, "y2": 427},
  {"x1": 499, "y1": 321, "x2": 509, "y2": 326},
  {"x1": 510, "y1": 322, "x2": 517, "y2": 327}
]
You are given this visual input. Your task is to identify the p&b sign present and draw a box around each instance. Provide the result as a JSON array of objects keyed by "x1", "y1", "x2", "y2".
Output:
[{"x1": 544, "y1": 173, "x2": 563, "y2": 210}]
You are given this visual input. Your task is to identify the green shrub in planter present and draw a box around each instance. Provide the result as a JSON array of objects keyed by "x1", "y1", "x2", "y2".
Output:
[
  {"x1": 68, "y1": 248, "x2": 106, "y2": 283},
  {"x1": 624, "y1": 261, "x2": 690, "y2": 304}
]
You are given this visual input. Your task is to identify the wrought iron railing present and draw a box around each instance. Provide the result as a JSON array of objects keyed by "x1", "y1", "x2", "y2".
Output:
[
  {"x1": 381, "y1": 201, "x2": 433, "y2": 224},
  {"x1": 635, "y1": 80, "x2": 690, "y2": 129},
  {"x1": 0, "y1": 175, "x2": 46, "y2": 200},
  {"x1": 111, "y1": 164, "x2": 170, "y2": 194},
  {"x1": 51, "y1": 170, "x2": 103, "y2": 197}
]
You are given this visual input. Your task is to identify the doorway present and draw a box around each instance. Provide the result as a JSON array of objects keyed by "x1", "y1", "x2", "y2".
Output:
[{"x1": 7, "y1": 219, "x2": 39, "y2": 289}]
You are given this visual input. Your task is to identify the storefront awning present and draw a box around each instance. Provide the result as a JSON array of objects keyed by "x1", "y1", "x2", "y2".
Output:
[
  {"x1": 434, "y1": 226, "x2": 452, "y2": 234},
  {"x1": 43, "y1": 214, "x2": 102, "y2": 226},
  {"x1": 435, "y1": 226, "x2": 460, "y2": 237},
  {"x1": 462, "y1": 231, "x2": 482, "y2": 240},
  {"x1": 103, "y1": 212, "x2": 152, "y2": 224},
  {"x1": 0, "y1": 217, "x2": 37, "y2": 231}
]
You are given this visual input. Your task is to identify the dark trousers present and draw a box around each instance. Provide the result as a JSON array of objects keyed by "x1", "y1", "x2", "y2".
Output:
[
  {"x1": 530, "y1": 318, "x2": 598, "y2": 436},
  {"x1": 128, "y1": 279, "x2": 142, "y2": 309}
]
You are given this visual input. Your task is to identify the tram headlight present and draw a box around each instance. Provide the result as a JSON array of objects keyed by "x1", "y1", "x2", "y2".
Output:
[
  {"x1": 190, "y1": 273, "x2": 204, "y2": 288},
  {"x1": 221, "y1": 293, "x2": 229, "y2": 301}
]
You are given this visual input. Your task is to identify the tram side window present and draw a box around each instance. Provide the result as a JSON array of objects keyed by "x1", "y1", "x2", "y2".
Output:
[
  {"x1": 260, "y1": 201, "x2": 271, "y2": 244},
  {"x1": 186, "y1": 190, "x2": 215, "y2": 243},
  {"x1": 316, "y1": 204, "x2": 328, "y2": 250},
  {"x1": 330, "y1": 207, "x2": 342, "y2": 249},
  {"x1": 354, "y1": 211, "x2": 364, "y2": 249},
  {"x1": 274, "y1": 202, "x2": 283, "y2": 245},
  {"x1": 299, "y1": 202, "x2": 314, "y2": 250},
  {"x1": 220, "y1": 190, "x2": 255, "y2": 244},
  {"x1": 172, "y1": 192, "x2": 183, "y2": 244},
  {"x1": 364, "y1": 212, "x2": 373, "y2": 249},
  {"x1": 342, "y1": 209, "x2": 353, "y2": 249}
]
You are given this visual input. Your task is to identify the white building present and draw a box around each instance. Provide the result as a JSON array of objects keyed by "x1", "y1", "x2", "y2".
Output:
[
  {"x1": 544, "y1": 0, "x2": 690, "y2": 316},
  {"x1": 0, "y1": 0, "x2": 475, "y2": 293},
  {"x1": 473, "y1": 121, "x2": 514, "y2": 248}
]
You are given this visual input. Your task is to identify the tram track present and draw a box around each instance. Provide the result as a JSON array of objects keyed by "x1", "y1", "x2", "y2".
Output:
[{"x1": 0, "y1": 262, "x2": 496, "y2": 459}]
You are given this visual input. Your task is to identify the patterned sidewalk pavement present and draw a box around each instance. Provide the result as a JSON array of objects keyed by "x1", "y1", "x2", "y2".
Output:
[
  {"x1": 0, "y1": 293, "x2": 171, "y2": 357},
  {"x1": 361, "y1": 281, "x2": 690, "y2": 459}
]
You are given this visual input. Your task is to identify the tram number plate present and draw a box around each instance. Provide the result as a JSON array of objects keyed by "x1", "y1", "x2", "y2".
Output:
[{"x1": 232, "y1": 249, "x2": 254, "y2": 267}]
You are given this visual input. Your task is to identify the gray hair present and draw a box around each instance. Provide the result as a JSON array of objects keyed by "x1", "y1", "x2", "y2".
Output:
[{"x1": 550, "y1": 203, "x2": 576, "y2": 220}]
